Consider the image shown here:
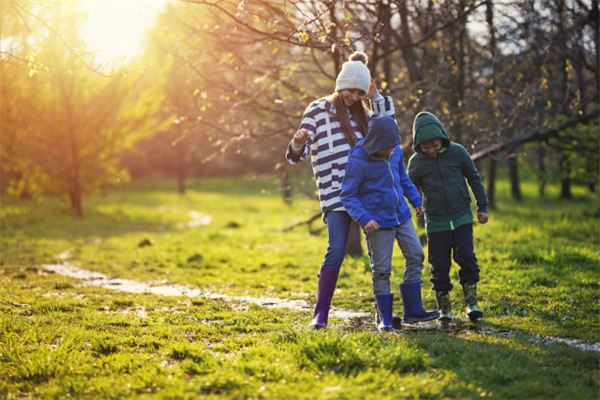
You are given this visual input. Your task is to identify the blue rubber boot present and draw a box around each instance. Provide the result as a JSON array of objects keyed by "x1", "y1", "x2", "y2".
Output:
[
  {"x1": 310, "y1": 267, "x2": 340, "y2": 329},
  {"x1": 400, "y1": 282, "x2": 440, "y2": 323},
  {"x1": 375, "y1": 294, "x2": 394, "y2": 332}
]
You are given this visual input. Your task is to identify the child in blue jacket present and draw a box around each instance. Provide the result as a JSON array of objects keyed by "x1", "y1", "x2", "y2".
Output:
[{"x1": 340, "y1": 115, "x2": 439, "y2": 331}]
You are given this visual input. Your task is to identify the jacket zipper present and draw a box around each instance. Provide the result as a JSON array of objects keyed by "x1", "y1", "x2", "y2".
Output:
[
  {"x1": 435, "y1": 157, "x2": 452, "y2": 228},
  {"x1": 386, "y1": 159, "x2": 401, "y2": 224}
]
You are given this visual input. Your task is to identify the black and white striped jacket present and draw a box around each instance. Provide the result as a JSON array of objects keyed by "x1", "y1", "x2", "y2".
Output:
[{"x1": 286, "y1": 95, "x2": 396, "y2": 219}]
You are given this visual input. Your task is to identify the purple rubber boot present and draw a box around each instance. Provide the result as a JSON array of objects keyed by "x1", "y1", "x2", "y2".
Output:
[{"x1": 310, "y1": 267, "x2": 340, "y2": 329}]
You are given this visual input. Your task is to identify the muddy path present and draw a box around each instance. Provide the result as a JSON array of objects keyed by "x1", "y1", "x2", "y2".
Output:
[{"x1": 42, "y1": 260, "x2": 599, "y2": 353}]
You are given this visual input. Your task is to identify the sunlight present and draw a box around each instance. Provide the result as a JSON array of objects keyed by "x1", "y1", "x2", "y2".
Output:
[{"x1": 79, "y1": 0, "x2": 167, "y2": 67}]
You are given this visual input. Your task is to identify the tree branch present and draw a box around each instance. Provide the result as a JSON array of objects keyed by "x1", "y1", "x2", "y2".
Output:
[{"x1": 471, "y1": 110, "x2": 600, "y2": 161}]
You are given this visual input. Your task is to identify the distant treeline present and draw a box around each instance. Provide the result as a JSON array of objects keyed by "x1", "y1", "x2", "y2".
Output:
[{"x1": 1, "y1": 1, "x2": 598, "y2": 216}]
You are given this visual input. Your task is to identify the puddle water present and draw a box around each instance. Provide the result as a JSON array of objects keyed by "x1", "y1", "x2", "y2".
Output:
[
  {"x1": 477, "y1": 328, "x2": 600, "y2": 353},
  {"x1": 42, "y1": 262, "x2": 369, "y2": 320},
  {"x1": 57, "y1": 249, "x2": 73, "y2": 260},
  {"x1": 178, "y1": 211, "x2": 212, "y2": 228},
  {"x1": 42, "y1": 257, "x2": 599, "y2": 353}
]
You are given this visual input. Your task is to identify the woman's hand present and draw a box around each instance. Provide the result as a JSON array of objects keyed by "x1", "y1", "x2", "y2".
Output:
[
  {"x1": 293, "y1": 129, "x2": 309, "y2": 145},
  {"x1": 368, "y1": 79, "x2": 377, "y2": 98},
  {"x1": 364, "y1": 219, "x2": 380, "y2": 233}
]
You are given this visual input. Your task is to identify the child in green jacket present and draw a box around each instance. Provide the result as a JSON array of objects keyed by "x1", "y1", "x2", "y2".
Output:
[{"x1": 407, "y1": 112, "x2": 488, "y2": 321}]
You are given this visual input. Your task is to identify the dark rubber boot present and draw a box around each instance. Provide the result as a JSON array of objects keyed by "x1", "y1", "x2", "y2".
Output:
[
  {"x1": 310, "y1": 267, "x2": 340, "y2": 329},
  {"x1": 462, "y1": 283, "x2": 483, "y2": 320},
  {"x1": 400, "y1": 282, "x2": 440, "y2": 323},
  {"x1": 435, "y1": 291, "x2": 452, "y2": 321}
]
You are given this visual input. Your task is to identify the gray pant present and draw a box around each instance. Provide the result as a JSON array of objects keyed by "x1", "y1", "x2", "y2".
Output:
[{"x1": 365, "y1": 219, "x2": 425, "y2": 295}]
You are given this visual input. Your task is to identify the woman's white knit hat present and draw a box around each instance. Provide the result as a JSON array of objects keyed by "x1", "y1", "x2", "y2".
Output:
[{"x1": 335, "y1": 60, "x2": 371, "y2": 94}]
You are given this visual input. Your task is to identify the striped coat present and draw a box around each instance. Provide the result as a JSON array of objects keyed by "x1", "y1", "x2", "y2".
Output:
[{"x1": 286, "y1": 95, "x2": 396, "y2": 219}]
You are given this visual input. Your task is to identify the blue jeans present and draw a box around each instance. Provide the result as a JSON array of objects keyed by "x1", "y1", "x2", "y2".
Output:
[
  {"x1": 365, "y1": 219, "x2": 425, "y2": 295},
  {"x1": 321, "y1": 211, "x2": 352, "y2": 269}
]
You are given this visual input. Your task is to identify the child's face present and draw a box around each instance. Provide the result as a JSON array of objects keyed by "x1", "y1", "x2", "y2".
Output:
[
  {"x1": 420, "y1": 139, "x2": 443, "y2": 157},
  {"x1": 375, "y1": 147, "x2": 394, "y2": 159}
]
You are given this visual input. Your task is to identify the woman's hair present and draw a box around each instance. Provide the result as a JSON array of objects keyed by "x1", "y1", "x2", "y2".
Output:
[
  {"x1": 332, "y1": 94, "x2": 369, "y2": 148},
  {"x1": 333, "y1": 51, "x2": 370, "y2": 148}
]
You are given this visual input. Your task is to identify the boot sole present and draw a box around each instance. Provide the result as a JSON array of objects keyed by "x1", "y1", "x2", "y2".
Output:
[
  {"x1": 467, "y1": 312, "x2": 483, "y2": 320},
  {"x1": 466, "y1": 308, "x2": 483, "y2": 320},
  {"x1": 378, "y1": 315, "x2": 403, "y2": 328},
  {"x1": 404, "y1": 313, "x2": 441, "y2": 324},
  {"x1": 439, "y1": 320, "x2": 452, "y2": 330}
]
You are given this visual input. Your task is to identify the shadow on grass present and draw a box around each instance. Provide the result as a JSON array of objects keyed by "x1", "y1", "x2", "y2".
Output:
[
  {"x1": 289, "y1": 317, "x2": 597, "y2": 398},
  {"x1": 1, "y1": 206, "x2": 173, "y2": 241},
  {"x1": 0, "y1": 194, "x2": 195, "y2": 242},
  {"x1": 406, "y1": 329, "x2": 598, "y2": 399}
]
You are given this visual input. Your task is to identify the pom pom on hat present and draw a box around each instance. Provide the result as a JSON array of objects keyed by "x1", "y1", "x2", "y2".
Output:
[
  {"x1": 335, "y1": 52, "x2": 371, "y2": 94},
  {"x1": 348, "y1": 51, "x2": 368, "y2": 65}
]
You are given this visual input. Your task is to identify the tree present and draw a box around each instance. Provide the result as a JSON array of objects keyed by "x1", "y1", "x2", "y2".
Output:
[{"x1": 0, "y1": 3, "x2": 164, "y2": 216}]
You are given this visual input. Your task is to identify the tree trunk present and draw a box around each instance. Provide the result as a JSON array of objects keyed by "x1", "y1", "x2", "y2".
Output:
[
  {"x1": 507, "y1": 157, "x2": 522, "y2": 200},
  {"x1": 396, "y1": 0, "x2": 422, "y2": 82},
  {"x1": 588, "y1": 181, "x2": 596, "y2": 193},
  {"x1": 329, "y1": 3, "x2": 341, "y2": 75},
  {"x1": 487, "y1": 157, "x2": 496, "y2": 209},
  {"x1": 19, "y1": 189, "x2": 32, "y2": 200},
  {"x1": 537, "y1": 145, "x2": 546, "y2": 197},
  {"x1": 592, "y1": 0, "x2": 599, "y2": 101},
  {"x1": 346, "y1": 222, "x2": 363, "y2": 258},
  {"x1": 69, "y1": 187, "x2": 83, "y2": 218},
  {"x1": 560, "y1": 176, "x2": 572, "y2": 199},
  {"x1": 175, "y1": 138, "x2": 187, "y2": 194},
  {"x1": 555, "y1": 0, "x2": 573, "y2": 201},
  {"x1": 177, "y1": 172, "x2": 186, "y2": 195},
  {"x1": 448, "y1": 0, "x2": 467, "y2": 143},
  {"x1": 559, "y1": 153, "x2": 572, "y2": 199},
  {"x1": 381, "y1": 2, "x2": 392, "y2": 93},
  {"x1": 573, "y1": 29, "x2": 588, "y2": 110},
  {"x1": 67, "y1": 98, "x2": 83, "y2": 217},
  {"x1": 485, "y1": 0, "x2": 497, "y2": 210},
  {"x1": 369, "y1": 6, "x2": 381, "y2": 77},
  {"x1": 280, "y1": 167, "x2": 292, "y2": 204}
]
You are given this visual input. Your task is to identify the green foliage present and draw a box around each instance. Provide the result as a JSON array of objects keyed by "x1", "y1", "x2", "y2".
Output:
[{"x1": 547, "y1": 110, "x2": 600, "y2": 184}]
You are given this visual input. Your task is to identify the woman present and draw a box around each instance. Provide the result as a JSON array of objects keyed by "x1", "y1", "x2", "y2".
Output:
[{"x1": 286, "y1": 51, "x2": 395, "y2": 329}]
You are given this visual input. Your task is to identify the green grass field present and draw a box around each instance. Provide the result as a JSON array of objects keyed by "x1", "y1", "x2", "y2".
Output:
[{"x1": 1, "y1": 175, "x2": 598, "y2": 399}]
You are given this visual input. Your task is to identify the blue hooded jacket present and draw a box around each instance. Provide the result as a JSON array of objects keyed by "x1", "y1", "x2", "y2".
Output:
[{"x1": 340, "y1": 115, "x2": 422, "y2": 229}]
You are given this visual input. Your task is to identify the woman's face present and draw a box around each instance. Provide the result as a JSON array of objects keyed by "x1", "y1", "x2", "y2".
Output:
[{"x1": 339, "y1": 89, "x2": 365, "y2": 107}]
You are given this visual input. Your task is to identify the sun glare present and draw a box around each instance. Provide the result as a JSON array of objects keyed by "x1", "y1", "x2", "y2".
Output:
[{"x1": 78, "y1": 0, "x2": 167, "y2": 68}]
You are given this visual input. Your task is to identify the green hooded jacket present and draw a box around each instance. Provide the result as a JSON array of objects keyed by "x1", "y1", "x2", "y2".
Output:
[{"x1": 407, "y1": 111, "x2": 488, "y2": 234}]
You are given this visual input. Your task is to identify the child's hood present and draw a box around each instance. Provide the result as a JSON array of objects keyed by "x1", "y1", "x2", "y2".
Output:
[
  {"x1": 412, "y1": 111, "x2": 450, "y2": 153},
  {"x1": 360, "y1": 115, "x2": 401, "y2": 157}
]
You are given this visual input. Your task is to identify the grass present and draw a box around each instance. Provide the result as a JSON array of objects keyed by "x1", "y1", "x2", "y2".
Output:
[{"x1": 0, "y1": 173, "x2": 598, "y2": 399}]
